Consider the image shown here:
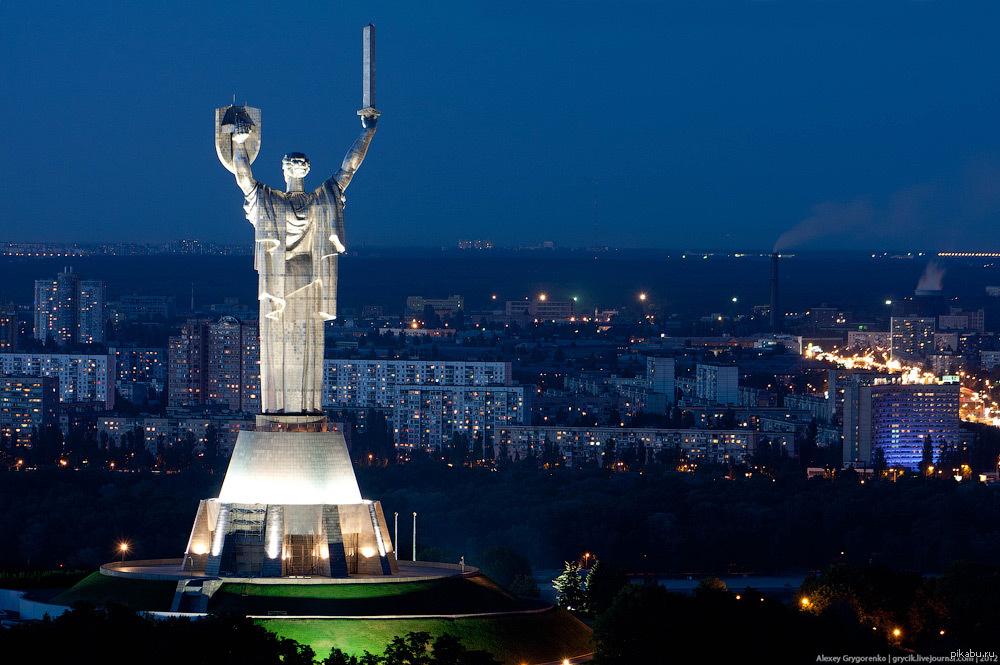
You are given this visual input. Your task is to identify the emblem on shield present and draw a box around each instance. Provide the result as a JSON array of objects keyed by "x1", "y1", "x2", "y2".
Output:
[{"x1": 215, "y1": 105, "x2": 262, "y2": 173}]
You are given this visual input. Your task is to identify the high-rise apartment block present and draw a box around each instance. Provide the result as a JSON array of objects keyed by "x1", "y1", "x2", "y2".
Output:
[
  {"x1": 0, "y1": 312, "x2": 16, "y2": 352},
  {"x1": 0, "y1": 375, "x2": 59, "y2": 446},
  {"x1": 393, "y1": 385, "x2": 525, "y2": 450},
  {"x1": 499, "y1": 425, "x2": 755, "y2": 468},
  {"x1": 324, "y1": 360, "x2": 511, "y2": 408},
  {"x1": 323, "y1": 360, "x2": 522, "y2": 449},
  {"x1": 647, "y1": 356, "x2": 676, "y2": 398},
  {"x1": 695, "y1": 364, "x2": 739, "y2": 405},
  {"x1": 890, "y1": 317, "x2": 935, "y2": 359},
  {"x1": 843, "y1": 378, "x2": 960, "y2": 470},
  {"x1": 33, "y1": 268, "x2": 105, "y2": 345},
  {"x1": 168, "y1": 318, "x2": 260, "y2": 411},
  {"x1": 0, "y1": 353, "x2": 114, "y2": 409}
]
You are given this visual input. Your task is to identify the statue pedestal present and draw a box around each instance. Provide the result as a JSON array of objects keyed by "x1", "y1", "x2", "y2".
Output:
[{"x1": 181, "y1": 416, "x2": 397, "y2": 578}]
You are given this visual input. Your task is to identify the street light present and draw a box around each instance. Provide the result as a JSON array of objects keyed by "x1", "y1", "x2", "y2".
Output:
[
  {"x1": 119, "y1": 541, "x2": 129, "y2": 563},
  {"x1": 412, "y1": 512, "x2": 417, "y2": 562},
  {"x1": 394, "y1": 512, "x2": 398, "y2": 556}
]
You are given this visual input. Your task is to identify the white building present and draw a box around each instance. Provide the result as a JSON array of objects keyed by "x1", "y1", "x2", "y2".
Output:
[
  {"x1": 323, "y1": 360, "x2": 521, "y2": 449},
  {"x1": 323, "y1": 360, "x2": 511, "y2": 409},
  {"x1": 0, "y1": 353, "x2": 114, "y2": 409},
  {"x1": 394, "y1": 385, "x2": 525, "y2": 450},
  {"x1": 499, "y1": 425, "x2": 755, "y2": 468}
]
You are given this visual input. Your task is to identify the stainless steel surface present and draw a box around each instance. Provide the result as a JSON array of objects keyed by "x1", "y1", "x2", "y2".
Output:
[{"x1": 215, "y1": 27, "x2": 379, "y2": 414}]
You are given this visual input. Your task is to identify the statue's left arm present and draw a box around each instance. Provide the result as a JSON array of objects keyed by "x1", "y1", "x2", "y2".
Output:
[{"x1": 333, "y1": 115, "x2": 377, "y2": 192}]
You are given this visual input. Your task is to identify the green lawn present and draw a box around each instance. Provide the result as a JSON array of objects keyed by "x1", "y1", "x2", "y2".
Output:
[
  {"x1": 210, "y1": 575, "x2": 538, "y2": 616},
  {"x1": 260, "y1": 608, "x2": 593, "y2": 665},
  {"x1": 50, "y1": 572, "x2": 177, "y2": 611}
]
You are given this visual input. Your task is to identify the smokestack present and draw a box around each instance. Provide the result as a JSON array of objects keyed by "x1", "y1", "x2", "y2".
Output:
[{"x1": 770, "y1": 252, "x2": 781, "y2": 331}]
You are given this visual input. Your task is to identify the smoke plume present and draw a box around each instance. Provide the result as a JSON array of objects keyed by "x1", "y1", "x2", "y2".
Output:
[
  {"x1": 916, "y1": 260, "x2": 945, "y2": 292},
  {"x1": 773, "y1": 198, "x2": 873, "y2": 253}
]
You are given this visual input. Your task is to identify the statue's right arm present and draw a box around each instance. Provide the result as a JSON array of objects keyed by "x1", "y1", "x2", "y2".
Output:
[{"x1": 233, "y1": 140, "x2": 256, "y2": 197}]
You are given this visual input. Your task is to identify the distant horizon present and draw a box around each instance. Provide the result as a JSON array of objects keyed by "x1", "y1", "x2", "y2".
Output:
[{"x1": 0, "y1": 239, "x2": 990, "y2": 257}]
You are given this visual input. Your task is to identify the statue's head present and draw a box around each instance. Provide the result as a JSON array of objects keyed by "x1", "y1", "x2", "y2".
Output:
[{"x1": 282, "y1": 153, "x2": 311, "y2": 180}]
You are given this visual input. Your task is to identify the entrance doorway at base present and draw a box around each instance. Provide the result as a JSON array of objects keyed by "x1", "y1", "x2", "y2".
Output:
[
  {"x1": 283, "y1": 534, "x2": 320, "y2": 576},
  {"x1": 344, "y1": 533, "x2": 359, "y2": 574}
]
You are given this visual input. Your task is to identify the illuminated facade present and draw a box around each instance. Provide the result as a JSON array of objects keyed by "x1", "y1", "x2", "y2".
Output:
[
  {"x1": 33, "y1": 269, "x2": 105, "y2": 346},
  {"x1": 890, "y1": 317, "x2": 935, "y2": 359},
  {"x1": 112, "y1": 347, "x2": 167, "y2": 403},
  {"x1": 0, "y1": 353, "x2": 113, "y2": 409},
  {"x1": 0, "y1": 313, "x2": 16, "y2": 352},
  {"x1": 0, "y1": 376, "x2": 59, "y2": 446},
  {"x1": 499, "y1": 425, "x2": 755, "y2": 467},
  {"x1": 870, "y1": 382, "x2": 960, "y2": 470},
  {"x1": 394, "y1": 385, "x2": 525, "y2": 450},
  {"x1": 843, "y1": 378, "x2": 960, "y2": 469},
  {"x1": 324, "y1": 359, "x2": 511, "y2": 408},
  {"x1": 324, "y1": 360, "x2": 520, "y2": 448},
  {"x1": 97, "y1": 413, "x2": 254, "y2": 455},
  {"x1": 168, "y1": 318, "x2": 261, "y2": 411},
  {"x1": 181, "y1": 415, "x2": 398, "y2": 578}
]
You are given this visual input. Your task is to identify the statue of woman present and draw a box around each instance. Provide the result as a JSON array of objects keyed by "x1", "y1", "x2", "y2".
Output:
[{"x1": 227, "y1": 111, "x2": 377, "y2": 413}]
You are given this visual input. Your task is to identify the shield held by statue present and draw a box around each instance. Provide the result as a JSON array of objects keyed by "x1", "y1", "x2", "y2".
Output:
[{"x1": 215, "y1": 105, "x2": 262, "y2": 174}]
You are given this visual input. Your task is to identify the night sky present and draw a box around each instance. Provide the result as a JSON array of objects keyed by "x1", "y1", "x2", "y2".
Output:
[{"x1": 3, "y1": 1, "x2": 1000, "y2": 251}]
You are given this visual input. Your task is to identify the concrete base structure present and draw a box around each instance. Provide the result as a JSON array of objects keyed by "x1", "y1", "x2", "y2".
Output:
[{"x1": 181, "y1": 415, "x2": 398, "y2": 578}]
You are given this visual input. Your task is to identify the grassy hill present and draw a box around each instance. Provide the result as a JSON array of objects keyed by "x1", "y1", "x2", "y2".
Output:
[
  {"x1": 209, "y1": 574, "x2": 541, "y2": 616},
  {"x1": 50, "y1": 572, "x2": 176, "y2": 611},
  {"x1": 261, "y1": 608, "x2": 593, "y2": 665},
  {"x1": 47, "y1": 572, "x2": 593, "y2": 663}
]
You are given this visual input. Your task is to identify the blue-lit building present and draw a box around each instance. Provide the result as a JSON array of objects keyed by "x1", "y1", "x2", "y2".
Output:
[{"x1": 870, "y1": 381, "x2": 960, "y2": 470}]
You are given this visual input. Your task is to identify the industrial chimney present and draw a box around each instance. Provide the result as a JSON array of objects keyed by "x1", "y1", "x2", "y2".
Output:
[{"x1": 769, "y1": 252, "x2": 781, "y2": 331}]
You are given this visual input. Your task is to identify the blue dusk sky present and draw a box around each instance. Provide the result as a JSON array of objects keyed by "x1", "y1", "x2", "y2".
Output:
[{"x1": 2, "y1": 0, "x2": 999, "y2": 251}]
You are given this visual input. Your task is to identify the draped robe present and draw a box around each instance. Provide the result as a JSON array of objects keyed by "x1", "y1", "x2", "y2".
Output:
[{"x1": 243, "y1": 176, "x2": 346, "y2": 413}]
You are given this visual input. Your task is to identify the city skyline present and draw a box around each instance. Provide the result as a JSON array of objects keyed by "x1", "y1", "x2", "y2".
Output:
[{"x1": 4, "y1": 1, "x2": 1000, "y2": 250}]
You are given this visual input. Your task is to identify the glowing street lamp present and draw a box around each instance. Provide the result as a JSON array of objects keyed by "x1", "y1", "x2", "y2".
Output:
[
  {"x1": 639, "y1": 293, "x2": 647, "y2": 302},
  {"x1": 539, "y1": 294, "x2": 547, "y2": 301},
  {"x1": 119, "y1": 541, "x2": 129, "y2": 563}
]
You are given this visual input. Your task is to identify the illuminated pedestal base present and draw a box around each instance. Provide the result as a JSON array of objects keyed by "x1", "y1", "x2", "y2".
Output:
[{"x1": 181, "y1": 416, "x2": 397, "y2": 578}]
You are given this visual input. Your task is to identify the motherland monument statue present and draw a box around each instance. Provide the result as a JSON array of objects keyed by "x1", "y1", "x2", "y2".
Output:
[
  {"x1": 176, "y1": 26, "x2": 399, "y2": 579},
  {"x1": 214, "y1": 27, "x2": 380, "y2": 414}
]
